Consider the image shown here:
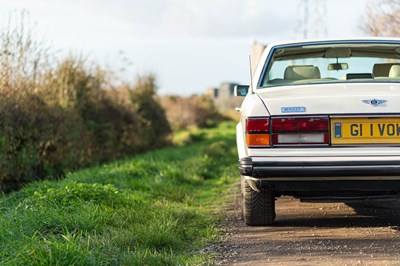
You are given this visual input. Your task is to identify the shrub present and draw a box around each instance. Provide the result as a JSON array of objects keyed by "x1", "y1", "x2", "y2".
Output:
[
  {"x1": 160, "y1": 95, "x2": 226, "y2": 131},
  {"x1": 0, "y1": 92, "x2": 90, "y2": 191},
  {"x1": 0, "y1": 14, "x2": 171, "y2": 191},
  {"x1": 129, "y1": 74, "x2": 171, "y2": 149}
]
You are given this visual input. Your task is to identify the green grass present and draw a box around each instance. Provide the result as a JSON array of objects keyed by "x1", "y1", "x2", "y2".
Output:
[{"x1": 0, "y1": 121, "x2": 238, "y2": 265}]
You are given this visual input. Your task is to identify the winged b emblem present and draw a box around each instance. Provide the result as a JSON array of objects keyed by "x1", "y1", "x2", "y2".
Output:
[{"x1": 362, "y1": 99, "x2": 387, "y2": 107}]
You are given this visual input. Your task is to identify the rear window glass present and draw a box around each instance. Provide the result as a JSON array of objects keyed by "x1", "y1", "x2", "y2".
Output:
[{"x1": 259, "y1": 43, "x2": 400, "y2": 88}]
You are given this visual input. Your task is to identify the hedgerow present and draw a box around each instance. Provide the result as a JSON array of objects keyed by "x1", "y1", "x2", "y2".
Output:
[{"x1": 0, "y1": 13, "x2": 171, "y2": 191}]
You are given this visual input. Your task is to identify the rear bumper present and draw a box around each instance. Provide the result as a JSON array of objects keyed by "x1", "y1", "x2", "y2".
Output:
[{"x1": 239, "y1": 156, "x2": 400, "y2": 178}]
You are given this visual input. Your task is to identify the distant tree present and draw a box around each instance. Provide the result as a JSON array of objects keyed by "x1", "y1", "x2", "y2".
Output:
[
  {"x1": 129, "y1": 74, "x2": 171, "y2": 148},
  {"x1": 160, "y1": 95, "x2": 226, "y2": 131},
  {"x1": 362, "y1": 0, "x2": 400, "y2": 36}
]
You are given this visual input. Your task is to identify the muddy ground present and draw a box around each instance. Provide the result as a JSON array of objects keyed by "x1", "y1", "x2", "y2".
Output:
[{"x1": 216, "y1": 184, "x2": 400, "y2": 265}]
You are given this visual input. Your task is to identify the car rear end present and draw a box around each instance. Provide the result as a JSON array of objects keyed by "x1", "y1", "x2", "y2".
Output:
[{"x1": 236, "y1": 39, "x2": 400, "y2": 225}]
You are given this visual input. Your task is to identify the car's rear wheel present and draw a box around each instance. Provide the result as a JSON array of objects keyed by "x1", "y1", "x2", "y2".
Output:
[{"x1": 241, "y1": 176, "x2": 276, "y2": 226}]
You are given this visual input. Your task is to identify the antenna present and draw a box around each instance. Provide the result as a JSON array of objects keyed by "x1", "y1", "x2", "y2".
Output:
[{"x1": 249, "y1": 55, "x2": 254, "y2": 94}]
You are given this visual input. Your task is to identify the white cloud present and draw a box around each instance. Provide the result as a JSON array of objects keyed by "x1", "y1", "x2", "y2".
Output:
[
  {"x1": 159, "y1": 0, "x2": 293, "y2": 38},
  {"x1": 0, "y1": 0, "x2": 370, "y2": 96}
]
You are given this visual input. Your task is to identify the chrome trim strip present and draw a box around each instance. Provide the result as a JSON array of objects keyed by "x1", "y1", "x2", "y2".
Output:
[
  {"x1": 249, "y1": 148, "x2": 400, "y2": 158},
  {"x1": 246, "y1": 115, "x2": 400, "y2": 148}
]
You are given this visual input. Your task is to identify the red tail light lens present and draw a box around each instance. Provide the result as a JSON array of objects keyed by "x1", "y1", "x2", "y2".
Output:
[
  {"x1": 271, "y1": 117, "x2": 329, "y2": 145},
  {"x1": 272, "y1": 117, "x2": 329, "y2": 132},
  {"x1": 246, "y1": 118, "x2": 269, "y2": 133},
  {"x1": 246, "y1": 118, "x2": 270, "y2": 147}
]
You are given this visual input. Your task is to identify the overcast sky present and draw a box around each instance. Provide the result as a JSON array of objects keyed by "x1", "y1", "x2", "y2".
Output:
[{"x1": 0, "y1": 0, "x2": 370, "y2": 95}]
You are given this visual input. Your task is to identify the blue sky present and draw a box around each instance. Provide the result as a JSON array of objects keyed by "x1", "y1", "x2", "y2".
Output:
[{"x1": 0, "y1": 0, "x2": 369, "y2": 95}]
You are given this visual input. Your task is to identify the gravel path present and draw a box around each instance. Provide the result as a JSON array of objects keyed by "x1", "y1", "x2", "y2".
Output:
[{"x1": 216, "y1": 184, "x2": 400, "y2": 265}]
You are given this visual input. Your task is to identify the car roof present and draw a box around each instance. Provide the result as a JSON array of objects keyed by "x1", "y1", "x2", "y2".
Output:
[{"x1": 266, "y1": 37, "x2": 400, "y2": 48}]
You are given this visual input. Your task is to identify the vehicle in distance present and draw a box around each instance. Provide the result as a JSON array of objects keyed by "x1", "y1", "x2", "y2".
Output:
[{"x1": 235, "y1": 38, "x2": 400, "y2": 226}]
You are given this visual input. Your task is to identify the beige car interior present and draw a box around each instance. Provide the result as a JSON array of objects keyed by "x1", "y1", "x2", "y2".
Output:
[
  {"x1": 373, "y1": 63, "x2": 400, "y2": 78},
  {"x1": 284, "y1": 65, "x2": 321, "y2": 80},
  {"x1": 265, "y1": 44, "x2": 400, "y2": 86},
  {"x1": 268, "y1": 65, "x2": 336, "y2": 85}
]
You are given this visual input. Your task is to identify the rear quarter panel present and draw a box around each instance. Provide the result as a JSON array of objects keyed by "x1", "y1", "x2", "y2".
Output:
[{"x1": 237, "y1": 94, "x2": 270, "y2": 159}]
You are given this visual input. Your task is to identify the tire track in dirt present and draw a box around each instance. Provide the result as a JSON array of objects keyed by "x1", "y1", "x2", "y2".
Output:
[{"x1": 216, "y1": 184, "x2": 400, "y2": 265}]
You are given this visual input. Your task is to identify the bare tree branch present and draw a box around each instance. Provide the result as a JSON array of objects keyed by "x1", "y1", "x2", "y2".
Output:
[{"x1": 362, "y1": 0, "x2": 400, "y2": 36}]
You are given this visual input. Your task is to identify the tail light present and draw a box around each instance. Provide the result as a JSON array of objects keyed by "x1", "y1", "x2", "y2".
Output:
[
  {"x1": 271, "y1": 117, "x2": 329, "y2": 145},
  {"x1": 246, "y1": 118, "x2": 271, "y2": 147}
]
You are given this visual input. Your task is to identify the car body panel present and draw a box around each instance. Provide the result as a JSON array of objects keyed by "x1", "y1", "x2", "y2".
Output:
[
  {"x1": 236, "y1": 94, "x2": 270, "y2": 159},
  {"x1": 236, "y1": 38, "x2": 400, "y2": 197},
  {"x1": 257, "y1": 83, "x2": 400, "y2": 116}
]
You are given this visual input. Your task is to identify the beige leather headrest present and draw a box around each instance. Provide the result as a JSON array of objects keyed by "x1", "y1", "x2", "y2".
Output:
[
  {"x1": 373, "y1": 63, "x2": 399, "y2": 77},
  {"x1": 284, "y1": 65, "x2": 321, "y2": 80},
  {"x1": 389, "y1": 65, "x2": 400, "y2": 78}
]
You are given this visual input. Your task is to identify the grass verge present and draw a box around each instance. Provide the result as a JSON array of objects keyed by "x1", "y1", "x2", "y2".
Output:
[{"x1": 0, "y1": 121, "x2": 238, "y2": 265}]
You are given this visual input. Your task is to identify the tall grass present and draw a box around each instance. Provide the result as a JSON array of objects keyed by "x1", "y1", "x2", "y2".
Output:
[
  {"x1": 0, "y1": 11, "x2": 50, "y2": 95},
  {"x1": 0, "y1": 122, "x2": 238, "y2": 265},
  {"x1": 0, "y1": 13, "x2": 237, "y2": 264}
]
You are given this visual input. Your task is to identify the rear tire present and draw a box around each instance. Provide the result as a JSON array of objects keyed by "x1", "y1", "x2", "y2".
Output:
[{"x1": 241, "y1": 176, "x2": 276, "y2": 226}]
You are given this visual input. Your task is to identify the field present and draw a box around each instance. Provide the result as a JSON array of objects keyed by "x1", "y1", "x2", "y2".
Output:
[{"x1": 0, "y1": 122, "x2": 238, "y2": 265}]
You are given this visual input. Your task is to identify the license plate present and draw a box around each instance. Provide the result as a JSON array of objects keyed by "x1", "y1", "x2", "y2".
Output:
[{"x1": 331, "y1": 117, "x2": 400, "y2": 144}]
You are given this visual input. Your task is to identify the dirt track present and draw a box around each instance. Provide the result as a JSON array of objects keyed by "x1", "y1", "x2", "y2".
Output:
[{"x1": 216, "y1": 185, "x2": 400, "y2": 265}]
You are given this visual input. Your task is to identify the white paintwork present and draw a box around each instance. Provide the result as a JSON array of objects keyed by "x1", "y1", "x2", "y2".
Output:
[
  {"x1": 257, "y1": 83, "x2": 400, "y2": 115},
  {"x1": 248, "y1": 147, "x2": 400, "y2": 157},
  {"x1": 250, "y1": 155, "x2": 400, "y2": 162},
  {"x1": 236, "y1": 123, "x2": 246, "y2": 159},
  {"x1": 237, "y1": 93, "x2": 270, "y2": 158},
  {"x1": 239, "y1": 93, "x2": 270, "y2": 117},
  {"x1": 236, "y1": 38, "x2": 400, "y2": 172}
]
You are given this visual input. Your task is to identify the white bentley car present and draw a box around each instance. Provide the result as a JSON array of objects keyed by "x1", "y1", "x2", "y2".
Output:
[{"x1": 235, "y1": 38, "x2": 400, "y2": 226}]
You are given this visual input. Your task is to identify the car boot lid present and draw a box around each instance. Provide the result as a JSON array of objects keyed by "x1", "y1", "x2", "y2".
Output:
[{"x1": 257, "y1": 83, "x2": 400, "y2": 116}]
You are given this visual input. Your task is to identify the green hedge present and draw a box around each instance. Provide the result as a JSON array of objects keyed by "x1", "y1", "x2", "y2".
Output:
[{"x1": 0, "y1": 72, "x2": 171, "y2": 192}]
